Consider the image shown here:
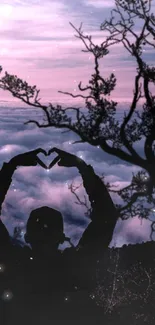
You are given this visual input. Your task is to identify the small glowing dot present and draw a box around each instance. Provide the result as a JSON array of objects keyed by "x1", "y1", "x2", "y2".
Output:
[
  {"x1": 79, "y1": 155, "x2": 83, "y2": 158},
  {"x1": 44, "y1": 224, "x2": 48, "y2": 228},
  {"x1": 30, "y1": 257, "x2": 33, "y2": 260},
  {"x1": 0, "y1": 264, "x2": 5, "y2": 272},
  {"x1": 36, "y1": 218, "x2": 39, "y2": 222},
  {"x1": 13, "y1": 189, "x2": 17, "y2": 192},
  {"x1": 46, "y1": 169, "x2": 50, "y2": 172},
  {"x1": 97, "y1": 146, "x2": 100, "y2": 148},
  {"x1": 68, "y1": 141, "x2": 72, "y2": 145},
  {"x1": 64, "y1": 297, "x2": 68, "y2": 301},
  {"x1": 2, "y1": 290, "x2": 13, "y2": 301}
]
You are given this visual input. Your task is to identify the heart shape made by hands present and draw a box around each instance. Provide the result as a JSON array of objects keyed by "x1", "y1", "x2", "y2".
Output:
[{"x1": 37, "y1": 150, "x2": 60, "y2": 170}]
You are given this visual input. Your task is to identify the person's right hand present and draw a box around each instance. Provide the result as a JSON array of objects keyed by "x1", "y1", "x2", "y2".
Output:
[
  {"x1": 48, "y1": 147, "x2": 86, "y2": 169},
  {"x1": 10, "y1": 148, "x2": 47, "y2": 169}
]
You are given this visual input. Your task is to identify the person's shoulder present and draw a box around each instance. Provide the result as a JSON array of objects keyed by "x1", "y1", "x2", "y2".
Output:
[
  {"x1": 11, "y1": 243, "x2": 32, "y2": 263},
  {"x1": 62, "y1": 246, "x2": 85, "y2": 267},
  {"x1": 62, "y1": 247, "x2": 77, "y2": 260}
]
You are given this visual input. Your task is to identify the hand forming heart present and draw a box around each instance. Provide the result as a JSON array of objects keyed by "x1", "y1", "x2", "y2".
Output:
[
  {"x1": 36, "y1": 147, "x2": 85, "y2": 170},
  {"x1": 36, "y1": 150, "x2": 60, "y2": 170}
]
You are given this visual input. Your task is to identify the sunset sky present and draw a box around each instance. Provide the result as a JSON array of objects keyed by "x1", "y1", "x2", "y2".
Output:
[
  {"x1": 0, "y1": 0, "x2": 154, "y2": 248},
  {"x1": 0, "y1": 0, "x2": 154, "y2": 105}
]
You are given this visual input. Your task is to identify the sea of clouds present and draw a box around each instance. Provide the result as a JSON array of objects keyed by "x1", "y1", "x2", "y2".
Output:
[{"x1": 0, "y1": 104, "x2": 152, "y2": 248}]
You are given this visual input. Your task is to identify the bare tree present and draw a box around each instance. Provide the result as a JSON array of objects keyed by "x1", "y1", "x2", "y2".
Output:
[{"x1": 0, "y1": 0, "x2": 155, "y2": 234}]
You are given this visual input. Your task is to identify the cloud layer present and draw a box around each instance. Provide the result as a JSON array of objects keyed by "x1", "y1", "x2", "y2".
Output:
[
  {"x1": 0, "y1": 0, "x2": 154, "y2": 247},
  {"x1": 0, "y1": 106, "x2": 152, "y2": 247}
]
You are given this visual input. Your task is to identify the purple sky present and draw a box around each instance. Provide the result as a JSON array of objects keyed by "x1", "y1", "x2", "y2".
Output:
[
  {"x1": 0, "y1": 0, "x2": 154, "y2": 104},
  {"x1": 0, "y1": 0, "x2": 154, "y2": 248}
]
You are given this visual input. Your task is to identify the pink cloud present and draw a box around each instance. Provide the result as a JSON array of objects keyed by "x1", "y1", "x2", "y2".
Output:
[
  {"x1": 111, "y1": 217, "x2": 151, "y2": 247},
  {"x1": 0, "y1": 0, "x2": 144, "y2": 104},
  {"x1": 84, "y1": 0, "x2": 115, "y2": 8}
]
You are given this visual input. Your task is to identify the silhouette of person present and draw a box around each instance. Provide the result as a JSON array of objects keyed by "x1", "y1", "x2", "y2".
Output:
[{"x1": 0, "y1": 147, "x2": 119, "y2": 324}]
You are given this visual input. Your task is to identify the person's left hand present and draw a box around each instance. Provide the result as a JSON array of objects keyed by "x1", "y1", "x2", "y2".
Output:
[{"x1": 10, "y1": 148, "x2": 47, "y2": 169}]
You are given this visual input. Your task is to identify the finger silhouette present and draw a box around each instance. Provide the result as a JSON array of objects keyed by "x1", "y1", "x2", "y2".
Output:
[
  {"x1": 48, "y1": 147, "x2": 60, "y2": 156},
  {"x1": 48, "y1": 156, "x2": 60, "y2": 169},
  {"x1": 33, "y1": 148, "x2": 47, "y2": 156},
  {"x1": 36, "y1": 157, "x2": 47, "y2": 169}
]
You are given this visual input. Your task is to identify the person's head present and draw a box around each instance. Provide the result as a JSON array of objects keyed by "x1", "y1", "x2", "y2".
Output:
[{"x1": 24, "y1": 206, "x2": 65, "y2": 255}]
